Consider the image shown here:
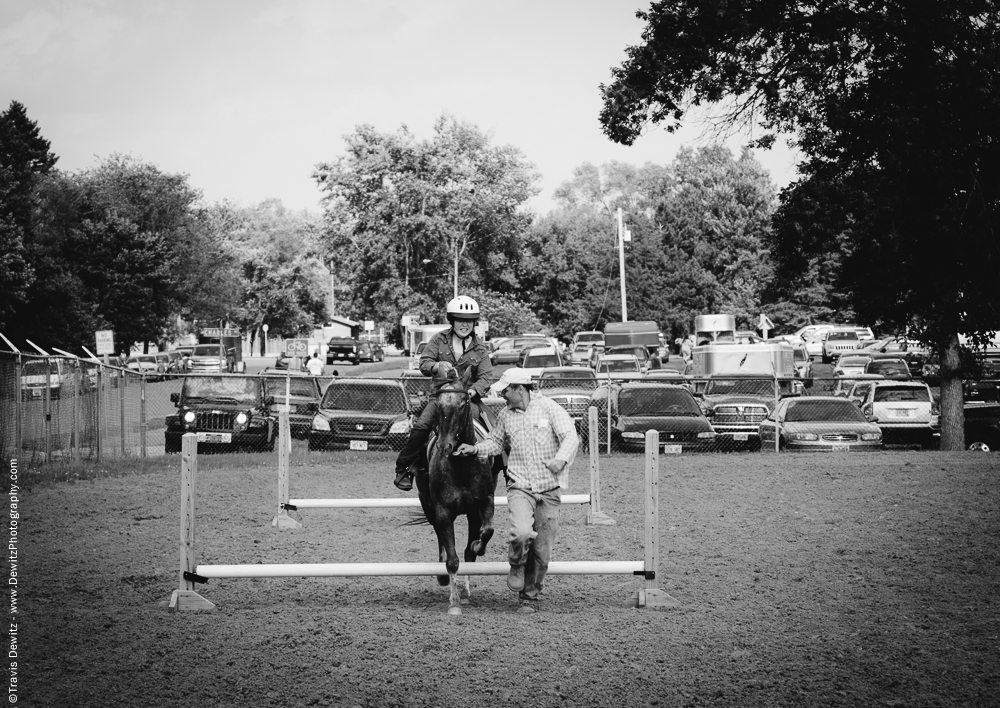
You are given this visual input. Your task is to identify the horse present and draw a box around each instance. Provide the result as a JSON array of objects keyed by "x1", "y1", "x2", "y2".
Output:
[{"x1": 414, "y1": 366, "x2": 499, "y2": 615}]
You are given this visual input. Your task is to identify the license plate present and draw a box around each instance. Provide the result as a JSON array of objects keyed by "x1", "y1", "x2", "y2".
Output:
[
  {"x1": 663, "y1": 444, "x2": 682, "y2": 454},
  {"x1": 733, "y1": 433, "x2": 748, "y2": 441},
  {"x1": 197, "y1": 432, "x2": 231, "y2": 444},
  {"x1": 350, "y1": 440, "x2": 369, "y2": 451},
  {"x1": 831, "y1": 443, "x2": 850, "y2": 451},
  {"x1": 891, "y1": 409, "x2": 912, "y2": 417}
]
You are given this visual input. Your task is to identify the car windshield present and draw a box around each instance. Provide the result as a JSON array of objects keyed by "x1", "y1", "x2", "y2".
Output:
[
  {"x1": 263, "y1": 377, "x2": 318, "y2": 397},
  {"x1": 793, "y1": 348, "x2": 808, "y2": 362},
  {"x1": 598, "y1": 359, "x2": 638, "y2": 373},
  {"x1": 183, "y1": 376, "x2": 258, "y2": 402},
  {"x1": 322, "y1": 384, "x2": 407, "y2": 413},
  {"x1": 23, "y1": 360, "x2": 58, "y2": 375},
  {"x1": 839, "y1": 356, "x2": 872, "y2": 367},
  {"x1": 874, "y1": 386, "x2": 929, "y2": 403},
  {"x1": 523, "y1": 353, "x2": 560, "y2": 367},
  {"x1": 705, "y1": 378, "x2": 774, "y2": 396},
  {"x1": 828, "y1": 331, "x2": 859, "y2": 341},
  {"x1": 127, "y1": 356, "x2": 156, "y2": 365},
  {"x1": 515, "y1": 339, "x2": 549, "y2": 350},
  {"x1": 576, "y1": 333, "x2": 603, "y2": 343},
  {"x1": 785, "y1": 400, "x2": 867, "y2": 422},
  {"x1": 868, "y1": 361, "x2": 908, "y2": 376},
  {"x1": 192, "y1": 345, "x2": 221, "y2": 356},
  {"x1": 618, "y1": 389, "x2": 701, "y2": 417}
]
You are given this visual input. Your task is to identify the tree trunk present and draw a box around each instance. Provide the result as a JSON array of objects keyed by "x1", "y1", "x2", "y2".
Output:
[{"x1": 938, "y1": 332, "x2": 965, "y2": 451}]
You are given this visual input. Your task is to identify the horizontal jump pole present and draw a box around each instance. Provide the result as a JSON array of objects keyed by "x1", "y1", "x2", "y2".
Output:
[
  {"x1": 196, "y1": 560, "x2": 644, "y2": 579},
  {"x1": 286, "y1": 493, "x2": 592, "y2": 509}
]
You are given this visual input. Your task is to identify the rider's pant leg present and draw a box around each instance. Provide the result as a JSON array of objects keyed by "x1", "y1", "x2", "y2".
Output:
[{"x1": 395, "y1": 399, "x2": 437, "y2": 474}]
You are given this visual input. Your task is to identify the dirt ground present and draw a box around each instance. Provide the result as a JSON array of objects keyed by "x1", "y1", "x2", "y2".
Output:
[{"x1": 18, "y1": 449, "x2": 1000, "y2": 707}]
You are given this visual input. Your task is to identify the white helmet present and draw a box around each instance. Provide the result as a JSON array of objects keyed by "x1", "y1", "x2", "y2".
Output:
[{"x1": 446, "y1": 295, "x2": 480, "y2": 320}]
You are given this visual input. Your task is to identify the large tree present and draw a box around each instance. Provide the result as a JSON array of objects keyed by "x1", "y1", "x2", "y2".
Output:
[
  {"x1": 313, "y1": 115, "x2": 538, "y2": 332},
  {"x1": 600, "y1": 0, "x2": 1000, "y2": 449},
  {"x1": 0, "y1": 101, "x2": 58, "y2": 333}
]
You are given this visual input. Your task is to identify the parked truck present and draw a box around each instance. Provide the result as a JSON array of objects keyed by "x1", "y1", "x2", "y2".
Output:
[{"x1": 603, "y1": 321, "x2": 660, "y2": 350}]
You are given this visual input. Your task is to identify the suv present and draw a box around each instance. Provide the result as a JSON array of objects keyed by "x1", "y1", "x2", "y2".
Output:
[
  {"x1": 20, "y1": 357, "x2": 75, "y2": 400},
  {"x1": 164, "y1": 375, "x2": 277, "y2": 453},
  {"x1": 187, "y1": 343, "x2": 235, "y2": 373},
  {"x1": 536, "y1": 367, "x2": 599, "y2": 433},
  {"x1": 859, "y1": 381, "x2": 938, "y2": 448},
  {"x1": 822, "y1": 329, "x2": 863, "y2": 364}
]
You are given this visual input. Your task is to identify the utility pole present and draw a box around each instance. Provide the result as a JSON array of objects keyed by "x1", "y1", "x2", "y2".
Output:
[{"x1": 617, "y1": 207, "x2": 630, "y2": 322}]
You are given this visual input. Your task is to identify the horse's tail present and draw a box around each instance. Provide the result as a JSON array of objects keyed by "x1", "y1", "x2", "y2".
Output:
[{"x1": 399, "y1": 509, "x2": 431, "y2": 527}]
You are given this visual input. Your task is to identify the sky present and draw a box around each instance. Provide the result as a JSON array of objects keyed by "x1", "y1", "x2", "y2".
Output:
[{"x1": 1, "y1": 0, "x2": 801, "y2": 216}]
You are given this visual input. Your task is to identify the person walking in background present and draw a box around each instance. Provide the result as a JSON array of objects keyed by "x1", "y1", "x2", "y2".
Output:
[
  {"x1": 305, "y1": 351, "x2": 324, "y2": 376},
  {"x1": 455, "y1": 367, "x2": 579, "y2": 614}
]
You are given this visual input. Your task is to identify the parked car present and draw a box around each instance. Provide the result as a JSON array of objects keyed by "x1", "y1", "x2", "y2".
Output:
[
  {"x1": 519, "y1": 346, "x2": 564, "y2": 379},
  {"x1": 822, "y1": 329, "x2": 863, "y2": 364},
  {"x1": 535, "y1": 367, "x2": 599, "y2": 433},
  {"x1": 125, "y1": 354, "x2": 161, "y2": 379},
  {"x1": 565, "y1": 342, "x2": 599, "y2": 367},
  {"x1": 490, "y1": 337, "x2": 550, "y2": 366},
  {"x1": 964, "y1": 378, "x2": 1000, "y2": 403},
  {"x1": 834, "y1": 354, "x2": 874, "y2": 379},
  {"x1": 586, "y1": 382, "x2": 716, "y2": 453},
  {"x1": 791, "y1": 343, "x2": 814, "y2": 388},
  {"x1": 858, "y1": 381, "x2": 939, "y2": 448},
  {"x1": 805, "y1": 331, "x2": 828, "y2": 359},
  {"x1": 259, "y1": 369, "x2": 323, "y2": 439},
  {"x1": 164, "y1": 375, "x2": 277, "y2": 453},
  {"x1": 308, "y1": 379, "x2": 413, "y2": 451},
  {"x1": 154, "y1": 352, "x2": 173, "y2": 380},
  {"x1": 164, "y1": 350, "x2": 186, "y2": 378},
  {"x1": 20, "y1": 357, "x2": 75, "y2": 400},
  {"x1": 399, "y1": 369, "x2": 434, "y2": 416},
  {"x1": 864, "y1": 357, "x2": 912, "y2": 381},
  {"x1": 758, "y1": 396, "x2": 883, "y2": 451},
  {"x1": 831, "y1": 373, "x2": 884, "y2": 400},
  {"x1": 594, "y1": 354, "x2": 644, "y2": 380},
  {"x1": 357, "y1": 340, "x2": 385, "y2": 363},
  {"x1": 964, "y1": 403, "x2": 1000, "y2": 451},
  {"x1": 851, "y1": 337, "x2": 929, "y2": 375},
  {"x1": 186, "y1": 343, "x2": 234, "y2": 373},
  {"x1": 602, "y1": 344, "x2": 650, "y2": 370},
  {"x1": 697, "y1": 374, "x2": 791, "y2": 451}
]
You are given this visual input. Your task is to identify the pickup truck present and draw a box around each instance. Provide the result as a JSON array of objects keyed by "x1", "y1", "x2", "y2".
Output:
[{"x1": 326, "y1": 336, "x2": 361, "y2": 366}]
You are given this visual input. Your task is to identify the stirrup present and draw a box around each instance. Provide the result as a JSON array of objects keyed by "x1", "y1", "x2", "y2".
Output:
[{"x1": 393, "y1": 469, "x2": 413, "y2": 491}]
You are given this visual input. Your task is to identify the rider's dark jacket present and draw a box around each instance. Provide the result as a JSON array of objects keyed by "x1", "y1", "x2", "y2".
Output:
[{"x1": 419, "y1": 329, "x2": 493, "y2": 399}]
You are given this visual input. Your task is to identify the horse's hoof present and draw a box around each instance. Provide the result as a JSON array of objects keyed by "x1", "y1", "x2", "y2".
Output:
[
  {"x1": 447, "y1": 606, "x2": 462, "y2": 616},
  {"x1": 459, "y1": 597, "x2": 470, "y2": 605}
]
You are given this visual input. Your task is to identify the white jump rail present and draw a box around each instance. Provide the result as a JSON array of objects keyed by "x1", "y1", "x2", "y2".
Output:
[
  {"x1": 271, "y1": 407, "x2": 616, "y2": 528},
  {"x1": 166, "y1": 420, "x2": 679, "y2": 612}
]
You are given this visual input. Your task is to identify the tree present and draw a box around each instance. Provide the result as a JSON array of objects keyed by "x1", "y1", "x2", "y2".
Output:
[
  {"x1": 599, "y1": 1, "x2": 1000, "y2": 449},
  {"x1": 313, "y1": 115, "x2": 538, "y2": 332},
  {"x1": 0, "y1": 100, "x2": 58, "y2": 332}
]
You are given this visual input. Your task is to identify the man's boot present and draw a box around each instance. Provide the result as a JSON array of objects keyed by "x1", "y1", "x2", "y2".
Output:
[{"x1": 393, "y1": 465, "x2": 413, "y2": 491}]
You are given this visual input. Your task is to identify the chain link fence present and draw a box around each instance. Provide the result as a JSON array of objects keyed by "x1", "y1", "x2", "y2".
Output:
[{"x1": 4, "y1": 350, "x2": 991, "y2": 462}]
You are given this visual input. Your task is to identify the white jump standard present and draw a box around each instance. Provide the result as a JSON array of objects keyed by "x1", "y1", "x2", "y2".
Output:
[{"x1": 167, "y1": 426, "x2": 678, "y2": 612}]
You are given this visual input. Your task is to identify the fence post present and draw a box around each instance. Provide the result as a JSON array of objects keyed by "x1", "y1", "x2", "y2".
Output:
[
  {"x1": 587, "y1": 406, "x2": 615, "y2": 526},
  {"x1": 95, "y1": 367, "x2": 102, "y2": 462},
  {"x1": 14, "y1": 355, "x2": 22, "y2": 462},
  {"x1": 120, "y1": 364, "x2": 127, "y2": 456},
  {"x1": 72, "y1": 367, "x2": 81, "y2": 463},
  {"x1": 140, "y1": 374, "x2": 147, "y2": 458},
  {"x1": 44, "y1": 357, "x2": 51, "y2": 464},
  {"x1": 774, "y1": 378, "x2": 780, "y2": 453}
]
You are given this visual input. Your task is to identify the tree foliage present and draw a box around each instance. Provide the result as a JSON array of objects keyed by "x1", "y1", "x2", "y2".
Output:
[
  {"x1": 600, "y1": 0, "x2": 1000, "y2": 448},
  {"x1": 313, "y1": 115, "x2": 538, "y2": 333}
]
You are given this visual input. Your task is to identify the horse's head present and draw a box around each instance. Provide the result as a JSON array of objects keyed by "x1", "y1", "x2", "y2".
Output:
[{"x1": 434, "y1": 367, "x2": 473, "y2": 455}]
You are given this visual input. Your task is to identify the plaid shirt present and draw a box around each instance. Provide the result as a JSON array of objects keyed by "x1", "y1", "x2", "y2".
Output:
[{"x1": 474, "y1": 394, "x2": 579, "y2": 493}]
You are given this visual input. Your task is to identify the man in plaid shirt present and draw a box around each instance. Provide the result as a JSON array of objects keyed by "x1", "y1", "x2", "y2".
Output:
[{"x1": 456, "y1": 367, "x2": 579, "y2": 613}]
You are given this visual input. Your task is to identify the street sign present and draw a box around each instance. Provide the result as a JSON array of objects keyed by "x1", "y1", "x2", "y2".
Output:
[
  {"x1": 284, "y1": 338, "x2": 309, "y2": 357},
  {"x1": 95, "y1": 330, "x2": 115, "y2": 356},
  {"x1": 202, "y1": 327, "x2": 241, "y2": 338},
  {"x1": 401, "y1": 315, "x2": 412, "y2": 327},
  {"x1": 364, "y1": 320, "x2": 374, "y2": 332}
]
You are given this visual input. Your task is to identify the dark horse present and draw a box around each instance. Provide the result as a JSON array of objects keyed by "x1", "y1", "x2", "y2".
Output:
[{"x1": 415, "y1": 367, "x2": 498, "y2": 615}]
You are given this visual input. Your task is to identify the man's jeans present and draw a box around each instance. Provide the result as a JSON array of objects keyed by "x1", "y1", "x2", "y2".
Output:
[{"x1": 507, "y1": 487, "x2": 561, "y2": 601}]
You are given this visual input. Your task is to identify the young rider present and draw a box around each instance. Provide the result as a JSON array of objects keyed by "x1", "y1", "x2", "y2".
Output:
[{"x1": 393, "y1": 295, "x2": 494, "y2": 491}]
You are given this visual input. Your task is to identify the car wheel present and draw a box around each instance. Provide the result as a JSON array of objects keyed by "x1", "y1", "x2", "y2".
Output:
[{"x1": 164, "y1": 437, "x2": 181, "y2": 454}]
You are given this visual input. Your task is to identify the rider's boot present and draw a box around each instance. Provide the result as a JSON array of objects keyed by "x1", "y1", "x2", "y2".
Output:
[{"x1": 394, "y1": 426, "x2": 429, "y2": 491}]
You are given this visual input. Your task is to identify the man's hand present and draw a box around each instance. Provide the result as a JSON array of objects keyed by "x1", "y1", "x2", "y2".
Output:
[
  {"x1": 453, "y1": 443, "x2": 477, "y2": 457},
  {"x1": 544, "y1": 458, "x2": 567, "y2": 475}
]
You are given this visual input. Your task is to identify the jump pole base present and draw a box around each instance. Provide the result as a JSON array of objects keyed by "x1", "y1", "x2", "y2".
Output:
[
  {"x1": 586, "y1": 511, "x2": 616, "y2": 526},
  {"x1": 167, "y1": 589, "x2": 217, "y2": 612},
  {"x1": 631, "y1": 589, "x2": 680, "y2": 608},
  {"x1": 271, "y1": 510, "x2": 302, "y2": 529}
]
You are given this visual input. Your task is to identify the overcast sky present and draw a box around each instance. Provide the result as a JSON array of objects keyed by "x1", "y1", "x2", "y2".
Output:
[{"x1": 2, "y1": 0, "x2": 800, "y2": 215}]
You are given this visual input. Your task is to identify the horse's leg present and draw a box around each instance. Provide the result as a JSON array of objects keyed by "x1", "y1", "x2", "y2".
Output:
[{"x1": 435, "y1": 522, "x2": 462, "y2": 615}]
